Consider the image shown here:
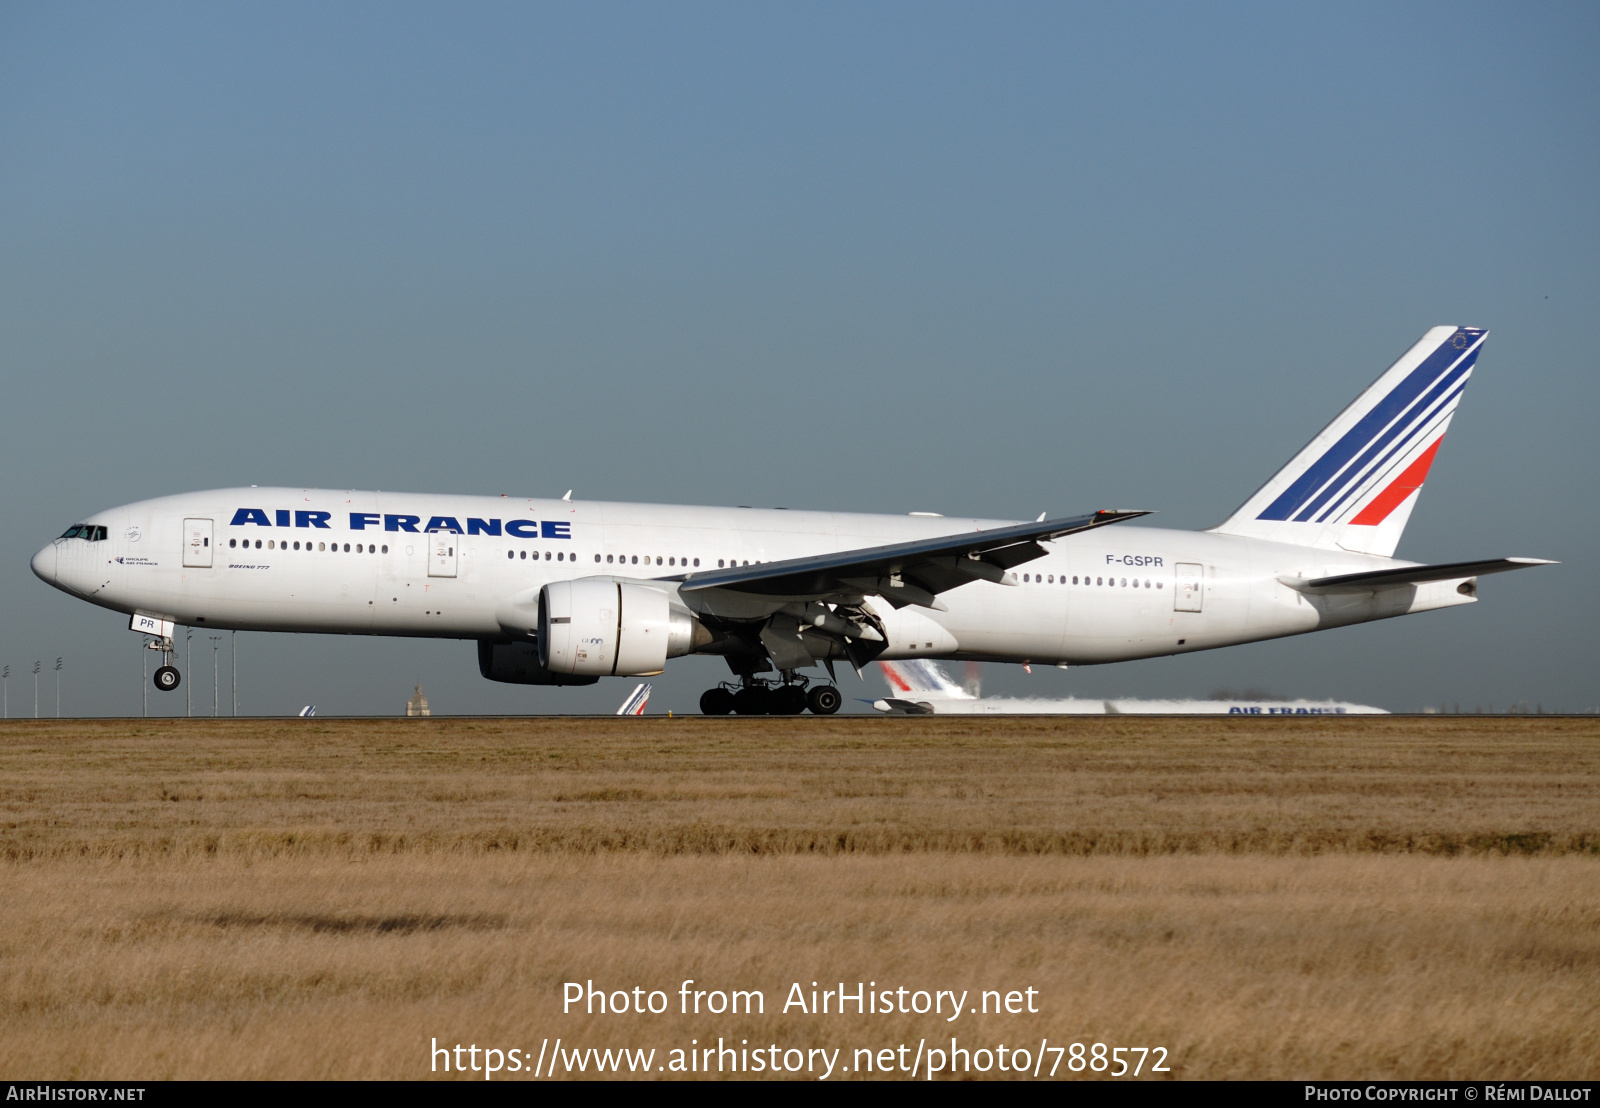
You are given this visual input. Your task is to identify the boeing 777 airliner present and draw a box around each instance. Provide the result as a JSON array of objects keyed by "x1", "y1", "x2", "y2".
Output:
[{"x1": 32, "y1": 327, "x2": 1552, "y2": 714}]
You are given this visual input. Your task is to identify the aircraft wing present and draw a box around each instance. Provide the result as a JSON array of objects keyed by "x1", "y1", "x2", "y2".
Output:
[
  {"x1": 1293, "y1": 557, "x2": 1557, "y2": 593},
  {"x1": 678, "y1": 509, "x2": 1149, "y2": 611}
]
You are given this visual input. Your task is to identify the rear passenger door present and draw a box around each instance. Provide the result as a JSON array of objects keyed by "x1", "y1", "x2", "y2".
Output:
[{"x1": 1174, "y1": 562, "x2": 1203, "y2": 612}]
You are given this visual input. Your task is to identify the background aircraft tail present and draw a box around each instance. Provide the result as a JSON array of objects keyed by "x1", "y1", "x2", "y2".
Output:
[
  {"x1": 1212, "y1": 326, "x2": 1486, "y2": 557},
  {"x1": 879, "y1": 659, "x2": 974, "y2": 699},
  {"x1": 616, "y1": 683, "x2": 651, "y2": 715}
]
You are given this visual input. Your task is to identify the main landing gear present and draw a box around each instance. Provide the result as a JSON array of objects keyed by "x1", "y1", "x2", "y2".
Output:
[
  {"x1": 147, "y1": 636, "x2": 181, "y2": 691},
  {"x1": 699, "y1": 675, "x2": 841, "y2": 716}
]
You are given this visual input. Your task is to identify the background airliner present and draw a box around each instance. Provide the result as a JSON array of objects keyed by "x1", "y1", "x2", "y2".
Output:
[
  {"x1": 872, "y1": 660, "x2": 1386, "y2": 715},
  {"x1": 32, "y1": 327, "x2": 1551, "y2": 715}
]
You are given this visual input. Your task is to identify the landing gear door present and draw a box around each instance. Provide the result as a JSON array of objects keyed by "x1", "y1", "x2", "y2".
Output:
[
  {"x1": 182, "y1": 518, "x2": 213, "y2": 568},
  {"x1": 427, "y1": 531, "x2": 458, "y2": 578},
  {"x1": 1174, "y1": 562, "x2": 1203, "y2": 612}
]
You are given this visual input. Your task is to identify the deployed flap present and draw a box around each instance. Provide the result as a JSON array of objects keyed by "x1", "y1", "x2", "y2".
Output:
[
  {"x1": 1286, "y1": 557, "x2": 1556, "y2": 593},
  {"x1": 678, "y1": 509, "x2": 1148, "y2": 607}
]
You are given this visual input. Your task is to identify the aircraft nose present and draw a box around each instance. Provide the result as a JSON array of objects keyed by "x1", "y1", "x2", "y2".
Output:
[{"x1": 31, "y1": 542, "x2": 56, "y2": 584}]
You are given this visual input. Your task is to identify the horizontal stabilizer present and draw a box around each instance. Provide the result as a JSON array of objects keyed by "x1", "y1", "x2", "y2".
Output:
[
  {"x1": 870, "y1": 697, "x2": 937, "y2": 715},
  {"x1": 1287, "y1": 557, "x2": 1556, "y2": 593}
]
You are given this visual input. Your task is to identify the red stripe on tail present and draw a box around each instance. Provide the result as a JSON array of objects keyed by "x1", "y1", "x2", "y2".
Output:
[
  {"x1": 1350, "y1": 438, "x2": 1443, "y2": 526},
  {"x1": 879, "y1": 662, "x2": 912, "y2": 693}
]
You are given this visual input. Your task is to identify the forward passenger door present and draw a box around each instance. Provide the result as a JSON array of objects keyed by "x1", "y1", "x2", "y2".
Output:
[{"x1": 182, "y1": 518, "x2": 213, "y2": 568}]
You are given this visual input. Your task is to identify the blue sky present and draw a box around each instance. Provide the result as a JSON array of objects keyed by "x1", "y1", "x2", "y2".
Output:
[{"x1": 2, "y1": 2, "x2": 1595, "y2": 715}]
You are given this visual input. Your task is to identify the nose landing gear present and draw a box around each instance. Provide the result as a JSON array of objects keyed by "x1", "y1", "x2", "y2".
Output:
[
  {"x1": 146, "y1": 636, "x2": 181, "y2": 692},
  {"x1": 698, "y1": 673, "x2": 841, "y2": 715}
]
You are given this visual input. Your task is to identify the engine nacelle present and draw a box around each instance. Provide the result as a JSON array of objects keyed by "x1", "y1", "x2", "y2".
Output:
[
  {"x1": 477, "y1": 639, "x2": 599, "y2": 686},
  {"x1": 540, "y1": 578, "x2": 693, "y2": 677}
]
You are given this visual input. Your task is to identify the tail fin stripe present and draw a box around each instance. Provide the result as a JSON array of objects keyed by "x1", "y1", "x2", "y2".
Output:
[
  {"x1": 1279, "y1": 339, "x2": 1477, "y2": 522},
  {"x1": 1296, "y1": 355, "x2": 1474, "y2": 523},
  {"x1": 1308, "y1": 375, "x2": 1468, "y2": 524},
  {"x1": 1348, "y1": 437, "x2": 1444, "y2": 526},
  {"x1": 1257, "y1": 330, "x2": 1481, "y2": 521},
  {"x1": 882, "y1": 663, "x2": 913, "y2": 693}
]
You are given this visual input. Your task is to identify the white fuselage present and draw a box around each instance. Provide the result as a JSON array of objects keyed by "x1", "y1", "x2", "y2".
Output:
[{"x1": 32, "y1": 487, "x2": 1477, "y2": 668}]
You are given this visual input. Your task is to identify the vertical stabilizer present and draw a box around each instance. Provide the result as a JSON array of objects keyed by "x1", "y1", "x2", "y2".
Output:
[
  {"x1": 878, "y1": 660, "x2": 974, "y2": 699},
  {"x1": 1212, "y1": 326, "x2": 1485, "y2": 557}
]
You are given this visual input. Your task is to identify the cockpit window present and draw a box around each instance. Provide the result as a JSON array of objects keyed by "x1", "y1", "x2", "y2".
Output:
[{"x1": 60, "y1": 525, "x2": 107, "y2": 541}]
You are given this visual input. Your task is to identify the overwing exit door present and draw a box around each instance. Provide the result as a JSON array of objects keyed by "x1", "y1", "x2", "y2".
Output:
[
  {"x1": 182, "y1": 518, "x2": 213, "y2": 568},
  {"x1": 427, "y1": 531, "x2": 458, "y2": 578}
]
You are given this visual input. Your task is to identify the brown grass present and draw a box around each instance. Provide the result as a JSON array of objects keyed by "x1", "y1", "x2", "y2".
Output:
[{"x1": 0, "y1": 716, "x2": 1596, "y2": 1080}]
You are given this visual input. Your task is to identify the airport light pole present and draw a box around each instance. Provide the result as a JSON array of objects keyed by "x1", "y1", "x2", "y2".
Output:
[
  {"x1": 33, "y1": 661, "x2": 40, "y2": 719},
  {"x1": 55, "y1": 658, "x2": 62, "y2": 719},
  {"x1": 211, "y1": 637, "x2": 221, "y2": 717},
  {"x1": 142, "y1": 646, "x2": 147, "y2": 718},
  {"x1": 3, "y1": 666, "x2": 8, "y2": 719},
  {"x1": 185, "y1": 629, "x2": 192, "y2": 717},
  {"x1": 231, "y1": 631, "x2": 237, "y2": 716}
]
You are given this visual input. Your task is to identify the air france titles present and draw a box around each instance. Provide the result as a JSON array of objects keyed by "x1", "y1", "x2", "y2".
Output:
[{"x1": 227, "y1": 509, "x2": 570, "y2": 540}]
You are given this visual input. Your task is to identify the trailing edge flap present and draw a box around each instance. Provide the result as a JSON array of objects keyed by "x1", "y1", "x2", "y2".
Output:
[
  {"x1": 1282, "y1": 557, "x2": 1557, "y2": 593},
  {"x1": 676, "y1": 509, "x2": 1150, "y2": 609}
]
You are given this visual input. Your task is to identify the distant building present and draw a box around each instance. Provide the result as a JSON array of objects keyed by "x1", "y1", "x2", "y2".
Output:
[{"x1": 406, "y1": 685, "x2": 430, "y2": 717}]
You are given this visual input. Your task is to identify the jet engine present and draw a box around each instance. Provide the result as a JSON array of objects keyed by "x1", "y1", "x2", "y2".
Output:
[
  {"x1": 539, "y1": 578, "x2": 702, "y2": 677},
  {"x1": 477, "y1": 639, "x2": 599, "y2": 686}
]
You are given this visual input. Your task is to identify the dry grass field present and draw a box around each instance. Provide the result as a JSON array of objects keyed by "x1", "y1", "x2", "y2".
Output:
[{"x1": 0, "y1": 715, "x2": 1596, "y2": 1080}]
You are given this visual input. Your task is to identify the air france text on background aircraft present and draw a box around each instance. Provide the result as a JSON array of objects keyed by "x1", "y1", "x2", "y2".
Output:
[{"x1": 33, "y1": 326, "x2": 1553, "y2": 715}]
